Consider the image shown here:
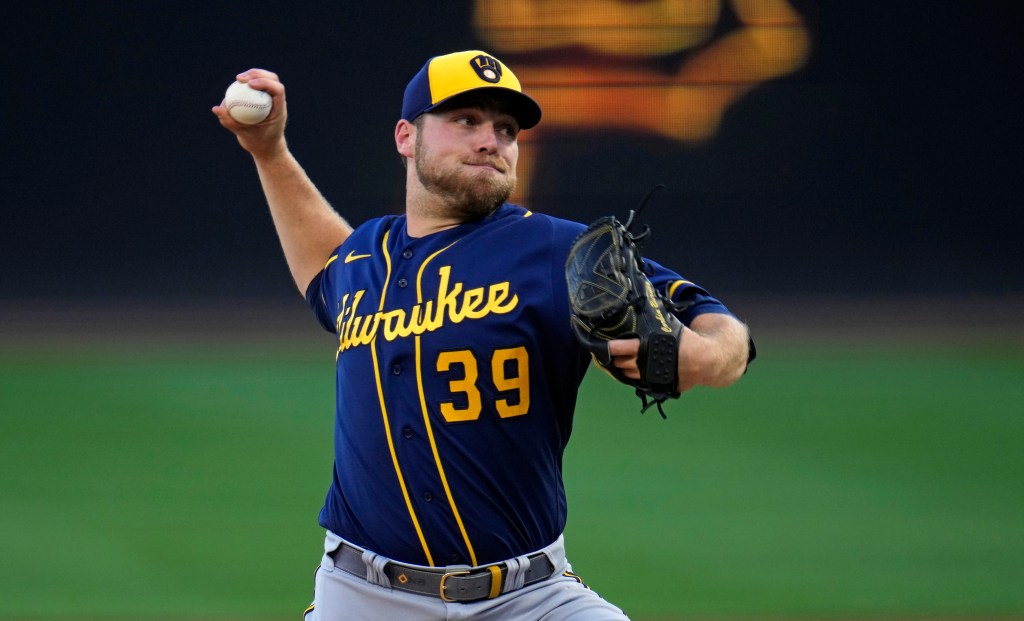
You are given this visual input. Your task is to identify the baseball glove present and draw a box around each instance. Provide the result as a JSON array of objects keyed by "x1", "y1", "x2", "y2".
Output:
[{"x1": 565, "y1": 187, "x2": 683, "y2": 417}]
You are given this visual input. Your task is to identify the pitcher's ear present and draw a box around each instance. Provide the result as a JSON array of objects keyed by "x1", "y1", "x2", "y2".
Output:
[{"x1": 395, "y1": 119, "x2": 416, "y2": 158}]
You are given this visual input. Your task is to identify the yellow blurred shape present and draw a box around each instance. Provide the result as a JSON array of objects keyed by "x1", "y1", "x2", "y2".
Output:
[{"x1": 474, "y1": 0, "x2": 811, "y2": 201}]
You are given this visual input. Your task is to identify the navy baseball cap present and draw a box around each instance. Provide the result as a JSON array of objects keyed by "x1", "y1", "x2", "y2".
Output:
[{"x1": 401, "y1": 50, "x2": 542, "y2": 129}]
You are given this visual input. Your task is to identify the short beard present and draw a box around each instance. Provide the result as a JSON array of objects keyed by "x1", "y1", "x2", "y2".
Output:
[{"x1": 414, "y1": 131, "x2": 516, "y2": 220}]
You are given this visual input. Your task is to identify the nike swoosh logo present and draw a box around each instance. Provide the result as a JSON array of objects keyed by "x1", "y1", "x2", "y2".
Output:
[{"x1": 344, "y1": 251, "x2": 371, "y2": 263}]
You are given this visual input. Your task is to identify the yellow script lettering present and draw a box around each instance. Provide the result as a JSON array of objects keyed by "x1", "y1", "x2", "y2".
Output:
[{"x1": 335, "y1": 265, "x2": 520, "y2": 354}]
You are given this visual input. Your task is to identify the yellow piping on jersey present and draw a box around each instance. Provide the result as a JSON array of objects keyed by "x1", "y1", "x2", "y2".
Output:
[
  {"x1": 414, "y1": 239, "x2": 480, "y2": 567},
  {"x1": 371, "y1": 228, "x2": 435, "y2": 566},
  {"x1": 379, "y1": 231, "x2": 393, "y2": 309},
  {"x1": 667, "y1": 279, "x2": 692, "y2": 299},
  {"x1": 325, "y1": 254, "x2": 339, "y2": 268}
]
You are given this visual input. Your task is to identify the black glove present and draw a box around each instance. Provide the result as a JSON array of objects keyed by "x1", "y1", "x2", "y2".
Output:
[{"x1": 565, "y1": 193, "x2": 682, "y2": 417}]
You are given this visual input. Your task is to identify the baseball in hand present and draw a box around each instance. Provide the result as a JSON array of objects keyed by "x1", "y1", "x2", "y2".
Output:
[{"x1": 224, "y1": 81, "x2": 272, "y2": 124}]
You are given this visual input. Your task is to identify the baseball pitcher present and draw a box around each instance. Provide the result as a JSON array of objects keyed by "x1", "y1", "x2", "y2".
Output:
[{"x1": 213, "y1": 50, "x2": 754, "y2": 620}]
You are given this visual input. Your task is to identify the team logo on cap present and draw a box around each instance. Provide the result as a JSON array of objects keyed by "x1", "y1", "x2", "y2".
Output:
[{"x1": 470, "y1": 54, "x2": 503, "y2": 83}]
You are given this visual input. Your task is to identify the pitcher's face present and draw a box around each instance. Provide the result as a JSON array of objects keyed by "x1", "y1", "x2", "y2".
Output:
[{"x1": 413, "y1": 105, "x2": 519, "y2": 219}]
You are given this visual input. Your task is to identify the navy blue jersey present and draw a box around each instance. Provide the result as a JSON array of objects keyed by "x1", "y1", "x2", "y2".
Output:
[{"x1": 306, "y1": 203, "x2": 731, "y2": 567}]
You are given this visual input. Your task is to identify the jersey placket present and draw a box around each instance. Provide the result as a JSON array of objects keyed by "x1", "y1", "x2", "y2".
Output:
[{"x1": 378, "y1": 235, "x2": 479, "y2": 567}]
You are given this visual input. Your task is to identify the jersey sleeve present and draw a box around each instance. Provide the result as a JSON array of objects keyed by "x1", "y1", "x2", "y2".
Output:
[
  {"x1": 305, "y1": 262, "x2": 338, "y2": 334},
  {"x1": 643, "y1": 258, "x2": 733, "y2": 325},
  {"x1": 645, "y1": 258, "x2": 757, "y2": 366}
]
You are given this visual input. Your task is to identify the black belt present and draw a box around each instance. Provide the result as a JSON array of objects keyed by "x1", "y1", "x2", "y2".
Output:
[{"x1": 331, "y1": 542, "x2": 556, "y2": 602}]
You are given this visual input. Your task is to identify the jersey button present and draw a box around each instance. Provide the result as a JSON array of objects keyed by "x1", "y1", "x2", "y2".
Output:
[
  {"x1": 392, "y1": 365, "x2": 401, "y2": 375},
  {"x1": 402, "y1": 250, "x2": 414, "y2": 259},
  {"x1": 403, "y1": 427, "x2": 413, "y2": 439},
  {"x1": 397, "y1": 278, "x2": 408, "y2": 288},
  {"x1": 423, "y1": 491, "x2": 433, "y2": 502}
]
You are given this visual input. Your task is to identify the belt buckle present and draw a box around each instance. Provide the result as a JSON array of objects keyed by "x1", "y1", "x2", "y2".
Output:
[{"x1": 439, "y1": 569, "x2": 471, "y2": 602}]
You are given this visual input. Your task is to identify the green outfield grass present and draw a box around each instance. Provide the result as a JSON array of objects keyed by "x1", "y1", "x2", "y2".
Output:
[{"x1": 1, "y1": 337, "x2": 1022, "y2": 619}]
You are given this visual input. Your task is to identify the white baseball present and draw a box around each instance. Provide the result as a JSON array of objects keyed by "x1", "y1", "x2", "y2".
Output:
[{"x1": 224, "y1": 81, "x2": 272, "y2": 125}]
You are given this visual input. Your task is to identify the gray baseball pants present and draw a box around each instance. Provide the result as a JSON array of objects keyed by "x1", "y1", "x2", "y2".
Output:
[{"x1": 304, "y1": 531, "x2": 630, "y2": 620}]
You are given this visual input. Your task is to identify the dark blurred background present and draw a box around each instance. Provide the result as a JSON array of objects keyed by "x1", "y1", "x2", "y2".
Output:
[{"x1": 1, "y1": 1, "x2": 1021, "y2": 320}]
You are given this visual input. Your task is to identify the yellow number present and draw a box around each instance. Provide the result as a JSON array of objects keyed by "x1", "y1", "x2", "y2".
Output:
[
  {"x1": 436, "y1": 347, "x2": 531, "y2": 422},
  {"x1": 437, "y1": 350, "x2": 482, "y2": 422},
  {"x1": 492, "y1": 347, "x2": 529, "y2": 418}
]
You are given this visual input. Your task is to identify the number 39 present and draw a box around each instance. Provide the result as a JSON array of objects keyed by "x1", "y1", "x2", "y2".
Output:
[{"x1": 436, "y1": 346, "x2": 530, "y2": 422}]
